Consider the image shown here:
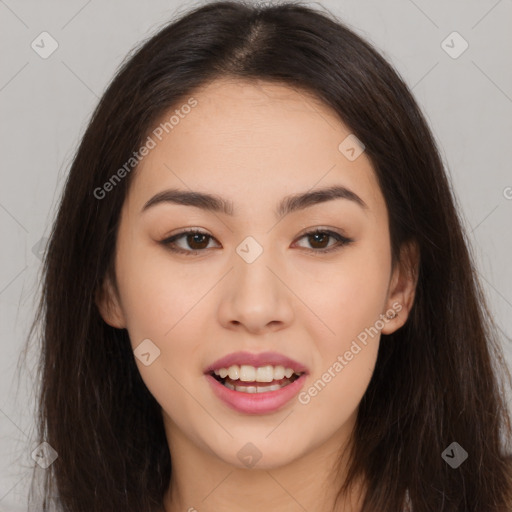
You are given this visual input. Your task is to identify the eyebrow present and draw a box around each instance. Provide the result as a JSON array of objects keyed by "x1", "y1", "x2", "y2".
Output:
[{"x1": 141, "y1": 184, "x2": 368, "y2": 217}]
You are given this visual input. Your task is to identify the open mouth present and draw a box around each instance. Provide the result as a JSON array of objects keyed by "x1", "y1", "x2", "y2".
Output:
[
  {"x1": 205, "y1": 362, "x2": 309, "y2": 413},
  {"x1": 210, "y1": 369, "x2": 304, "y2": 393}
]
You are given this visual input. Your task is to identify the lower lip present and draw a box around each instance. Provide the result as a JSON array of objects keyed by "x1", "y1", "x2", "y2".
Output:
[{"x1": 205, "y1": 373, "x2": 308, "y2": 414}]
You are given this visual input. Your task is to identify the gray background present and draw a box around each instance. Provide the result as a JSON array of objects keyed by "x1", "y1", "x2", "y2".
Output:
[{"x1": 1, "y1": 0, "x2": 511, "y2": 510}]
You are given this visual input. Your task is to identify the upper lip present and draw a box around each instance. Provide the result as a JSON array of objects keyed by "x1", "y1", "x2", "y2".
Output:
[{"x1": 204, "y1": 351, "x2": 309, "y2": 374}]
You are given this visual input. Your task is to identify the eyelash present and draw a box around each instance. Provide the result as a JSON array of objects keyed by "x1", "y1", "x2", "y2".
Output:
[{"x1": 160, "y1": 228, "x2": 353, "y2": 256}]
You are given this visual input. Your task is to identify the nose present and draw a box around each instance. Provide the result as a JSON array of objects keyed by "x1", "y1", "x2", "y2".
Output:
[{"x1": 216, "y1": 247, "x2": 295, "y2": 335}]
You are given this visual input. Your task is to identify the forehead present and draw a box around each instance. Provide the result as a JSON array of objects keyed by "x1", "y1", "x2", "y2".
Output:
[{"x1": 127, "y1": 78, "x2": 385, "y2": 218}]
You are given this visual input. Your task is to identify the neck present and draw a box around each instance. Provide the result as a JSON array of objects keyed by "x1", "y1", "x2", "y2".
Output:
[{"x1": 161, "y1": 411, "x2": 365, "y2": 512}]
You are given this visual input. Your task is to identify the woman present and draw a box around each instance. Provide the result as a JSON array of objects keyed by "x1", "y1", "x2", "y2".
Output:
[{"x1": 24, "y1": 1, "x2": 512, "y2": 510}]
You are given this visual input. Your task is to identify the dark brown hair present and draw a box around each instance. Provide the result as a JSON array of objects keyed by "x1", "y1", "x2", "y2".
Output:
[{"x1": 22, "y1": 1, "x2": 512, "y2": 510}]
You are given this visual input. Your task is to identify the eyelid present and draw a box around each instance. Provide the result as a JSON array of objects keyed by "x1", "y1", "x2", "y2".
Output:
[{"x1": 160, "y1": 228, "x2": 217, "y2": 244}]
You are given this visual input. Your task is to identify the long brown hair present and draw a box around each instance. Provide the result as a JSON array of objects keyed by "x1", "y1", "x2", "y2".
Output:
[{"x1": 21, "y1": 1, "x2": 512, "y2": 510}]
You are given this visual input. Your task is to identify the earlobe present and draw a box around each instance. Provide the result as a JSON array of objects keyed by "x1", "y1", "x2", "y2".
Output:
[
  {"x1": 95, "y1": 275, "x2": 127, "y2": 329},
  {"x1": 381, "y1": 240, "x2": 420, "y2": 335}
]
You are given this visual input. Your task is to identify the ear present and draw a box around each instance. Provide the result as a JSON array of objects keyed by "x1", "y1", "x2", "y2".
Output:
[
  {"x1": 95, "y1": 273, "x2": 127, "y2": 329},
  {"x1": 381, "y1": 239, "x2": 420, "y2": 335}
]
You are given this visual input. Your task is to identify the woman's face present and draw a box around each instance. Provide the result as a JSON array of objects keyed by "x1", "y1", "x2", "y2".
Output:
[{"x1": 98, "y1": 78, "x2": 417, "y2": 470}]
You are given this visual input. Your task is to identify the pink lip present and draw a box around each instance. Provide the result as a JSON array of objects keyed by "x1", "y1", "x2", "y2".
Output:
[
  {"x1": 204, "y1": 351, "x2": 309, "y2": 374},
  {"x1": 205, "y1": 373, "x2": 308, "y2": 414}
]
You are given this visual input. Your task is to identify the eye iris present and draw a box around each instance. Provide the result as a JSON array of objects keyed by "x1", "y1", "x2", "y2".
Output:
[
  {"x1": 309, "y1": 232, "x2": 329, "y2": 249},
  {"x1": 188, "y1": 233, "x2": 209, "y2": 250}
]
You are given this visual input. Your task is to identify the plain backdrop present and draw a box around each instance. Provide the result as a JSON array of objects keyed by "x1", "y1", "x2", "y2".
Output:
[{"x1": 0, "y1": 0, "x2": 511, "y2": 510}]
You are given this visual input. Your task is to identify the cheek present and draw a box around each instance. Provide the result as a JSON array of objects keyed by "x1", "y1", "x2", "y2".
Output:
[
  {"x1": 297, "y1": 250, "x2": 389, "y2": 422},
  {"x1": 115, "y1": 237, "x2": 203, "y2": 341},
  {"x1": 114, "y1": 233, "x2": 218, "y2": 359},
  {"x1": 296, "y1": 235, "x2": 391, "y2": 345},
  {"x1": 114, "y1": 243, "x2": 207, "y2": 418}
]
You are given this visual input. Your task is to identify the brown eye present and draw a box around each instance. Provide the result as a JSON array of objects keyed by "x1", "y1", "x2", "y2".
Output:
[
  {"x1": 294, "y1": 229, "x2": 353, "y2": 253},
  {"x1": 161, "y1": 229, "x2": 218, "y2": 255},
  {"x1": 306, "y1": 232, "x2": 331, "y2": 249},
  {"x1": 183, "y1": 232, "x2": 210, "y2": 250}
]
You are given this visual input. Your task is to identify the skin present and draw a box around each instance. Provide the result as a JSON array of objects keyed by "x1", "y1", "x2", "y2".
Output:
[{"x1": 97, "y1": 78, "x2": 419, "y2": 512}]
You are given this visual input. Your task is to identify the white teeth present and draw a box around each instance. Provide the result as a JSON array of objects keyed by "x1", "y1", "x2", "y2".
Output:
[
  {"x1": 213, "y1": 364, "x2": 301, "y2": 382},
  {"x1": 263, "y1": 383, "x2": 283, "y2": 392},
  {"x1": 273, "y1": 365, "x2": 285, "y2": 380},
  {"x1": 227, "y1": 366, "x2": 239, "y2": 380},
  {"x1": 255, "y1": 365, "x2": 273, "y2": 382},
  {"x1": 240, "y1": 365, "x2": 256, "y2": 382}
]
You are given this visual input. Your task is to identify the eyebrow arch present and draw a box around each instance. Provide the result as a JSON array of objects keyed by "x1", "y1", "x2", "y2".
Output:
[{"x1": 141, "y1": 184, "x2": 368, "y2": 217}]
